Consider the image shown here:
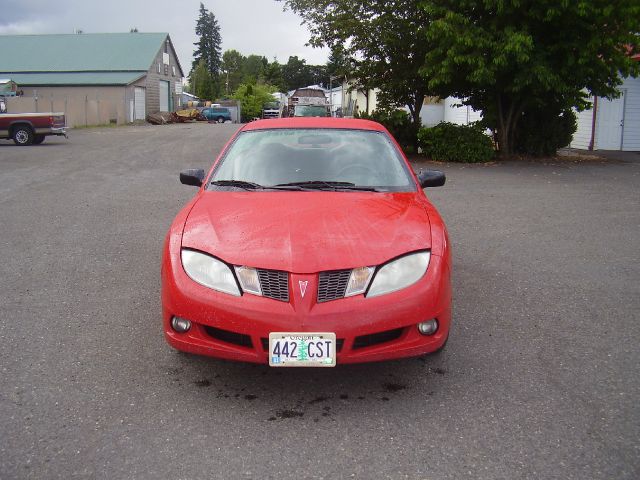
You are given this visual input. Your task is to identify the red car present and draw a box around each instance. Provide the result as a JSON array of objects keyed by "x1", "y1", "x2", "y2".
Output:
[{"x1": 162, "y1": 118, "x2": 451, "y2": 366}]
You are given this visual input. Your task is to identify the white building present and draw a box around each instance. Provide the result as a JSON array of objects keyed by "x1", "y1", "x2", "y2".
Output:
[{"x1": 570, "y1": 75, "x2": 640, "y2": 151}]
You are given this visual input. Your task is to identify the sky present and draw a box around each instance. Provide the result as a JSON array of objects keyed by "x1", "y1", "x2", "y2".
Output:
[{"x1": 0, "y1": 0, "x2": 330, "y2": 73}]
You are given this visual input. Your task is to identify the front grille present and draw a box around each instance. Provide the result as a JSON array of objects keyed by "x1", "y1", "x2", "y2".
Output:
[
  {"x1": 317, "y1": 269, "x2": 352, "y2": 302},
  {"x1": 257, "y1": 269, "x2": 289, "y2": 302},
  {"x1": 261, "y1": 337, "x2": 344, "y2": 353},
  {"x1": 352, "y1": 328, "x2": 404, "y2": 350},
  {"x1": 203, "y1": 325, "x2": 253, "y2": 348}
]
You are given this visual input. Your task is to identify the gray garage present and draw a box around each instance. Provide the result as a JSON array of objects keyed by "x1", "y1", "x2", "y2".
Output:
[{"x1": 0, "y1": 32, "x2": 185, "y2": 127}]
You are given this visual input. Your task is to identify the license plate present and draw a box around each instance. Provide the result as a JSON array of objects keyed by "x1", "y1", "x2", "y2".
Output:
[{"x1": 268, "y1": 332, "x2": 336, "y2": 367}]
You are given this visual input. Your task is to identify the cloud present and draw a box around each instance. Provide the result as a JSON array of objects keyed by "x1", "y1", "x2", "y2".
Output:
[
  {"x1": 0, "y1": 0, "x2": 330, "y2": 72},
  {"x1": 0, "y1": 19, "x2": 48, "y2": 35}
]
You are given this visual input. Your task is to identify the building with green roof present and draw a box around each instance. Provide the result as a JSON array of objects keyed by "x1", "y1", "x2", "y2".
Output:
[{"x1": 0, "y1": 33, "x2": 185, "y2": 126}]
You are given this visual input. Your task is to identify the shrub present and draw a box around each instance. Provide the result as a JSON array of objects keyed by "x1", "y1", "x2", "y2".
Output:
[
  {"x1": 514, "y1": 108, "x2": 577, "y2": 156},
  {"x1": 355, "y1": 109, "x2": 418, "y2": 151},
  {"x1": 232, "y1": 83, "x2": 276, "y2": 122},
  {"x1": 418, "y1": 122, "x2": 495, "y2": 163}
]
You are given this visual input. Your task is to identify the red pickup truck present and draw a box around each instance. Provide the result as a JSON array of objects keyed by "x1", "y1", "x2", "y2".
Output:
[{"x1": 0, "y1": 111, "x2": 67, "y2": 145}]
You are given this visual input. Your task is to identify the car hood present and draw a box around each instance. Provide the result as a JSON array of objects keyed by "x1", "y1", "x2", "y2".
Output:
[{"x1": 181, "y1": 191, "x2": 432, "y2": 272}]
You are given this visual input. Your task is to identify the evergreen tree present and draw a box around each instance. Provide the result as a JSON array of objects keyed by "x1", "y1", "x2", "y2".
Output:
[
  {"x1": 192, "y1": 2, "x2": 222, "y2": 98},
  {"x1": 298, "y1": 340, "x2": 308, "y2": 361},
  {"x1": 191, "y1": 59, "x2": 214, "y2": 100}
]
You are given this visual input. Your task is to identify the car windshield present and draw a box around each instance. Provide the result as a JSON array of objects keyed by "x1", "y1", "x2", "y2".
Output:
[
  {"x1": 209, "y1": 128, "x2": 415, "y2": 192},
  {"x1": 294, "y1": 105, "x2": 329, "y2": 117}
]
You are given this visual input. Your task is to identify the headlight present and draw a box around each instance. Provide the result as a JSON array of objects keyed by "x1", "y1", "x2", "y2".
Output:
[
  {"x1": 181, "y1": 249, "x2": 240, "y2": 296},
  {"x1": 366, "y1": 251, "x2": 430, "y2": 298}
]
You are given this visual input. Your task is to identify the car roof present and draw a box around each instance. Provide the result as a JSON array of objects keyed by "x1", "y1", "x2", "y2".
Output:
[{"x1": 241, "y1": 117, "x2": 386, "y2": 132}]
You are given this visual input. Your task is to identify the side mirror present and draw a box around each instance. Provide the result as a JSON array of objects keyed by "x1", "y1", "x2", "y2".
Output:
[
  {"x1": 417, "y1": 170, "x2": 446, "y2": 188},
  {"x1": 180, "y1": 168, "x2": 205, "y2": 187}
]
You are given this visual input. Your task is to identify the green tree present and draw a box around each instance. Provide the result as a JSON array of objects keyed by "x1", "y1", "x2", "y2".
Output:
[
  {"x1": 232, "y1": 83, "x2": 277, "y2": 121},
  {"x1": 326, "y1": 44, "x2": 351, "y2": 80},
  {"x1": 192, "y1": 2, "x2": 223, "y2": 98},
  {"x1": 190, "y1": 59, "x2": 214, "y2": 100},
  {"x1": 263, "y1": 58, "x2": 286, "y2": 91},
  {"x1": 280, "y1": 0, "x2": 432, "y2": 132},
  {"x1": 242, "y1": 55, "x2": 268, "y2": 84},
  {"x1": 282, "y1": 0, "x2": 639, "y2": 157},
  {"x1": 423, "y1": 0, "x2": 640, "y2": 156},
  {"x1": 282, "y1": 56, "x2": 312, "y2": 90},
  {"x1": 308, "y1": 64, "x2": 328, "y2": 87},
  {"x1": 222, "y1": 49, "x2": 245, "y2": 96}
]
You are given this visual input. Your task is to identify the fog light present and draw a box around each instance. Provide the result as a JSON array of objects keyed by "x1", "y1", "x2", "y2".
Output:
[
  {"x1": 171, "y1": 316, "x2": 192, "y2": 333},
  {"x1": 417, "y1": 319, "x2": 438, "y2": 336}
]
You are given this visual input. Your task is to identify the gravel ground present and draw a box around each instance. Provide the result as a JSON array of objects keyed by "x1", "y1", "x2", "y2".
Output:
[{"x1": 0, "y1": 123, "x2": 638, "y2": 480}]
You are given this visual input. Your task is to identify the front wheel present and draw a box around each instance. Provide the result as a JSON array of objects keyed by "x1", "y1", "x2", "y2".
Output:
[
  {"x1": 33, "y1": 135, "x2": 45, "y2": 145},
  {"x1": 13, "y1": 126, "x2": 34, "y2": 146},
  {"x1": 216, "y1": 116, "x2": 225, "y2": 123}
]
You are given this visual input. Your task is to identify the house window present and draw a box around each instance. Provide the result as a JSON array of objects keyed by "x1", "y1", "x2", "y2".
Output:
[
  {"x1": 157, "y1": 63, "x2": 160, "y2": 74},
  {"x1": 165, "y1": 39, "x2": 169, "y2": 54},
  {"x1": 172, "y1": 66, "x2": 176, "y2": 77},
  {"x1": 164, "y1": 65, "x2": 169, "y2": 75}
]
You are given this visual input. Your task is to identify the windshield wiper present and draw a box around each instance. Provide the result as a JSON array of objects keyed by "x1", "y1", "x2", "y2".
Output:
[
  {"x1": 273, "y1": 180, "x2": 380, "y2": 191},
  {"x1": 210, "y1": 179, "x2": 305, "y2": 191},
  {"x1": 211, "y1": 180, "x2": 265, "y2": 190}
]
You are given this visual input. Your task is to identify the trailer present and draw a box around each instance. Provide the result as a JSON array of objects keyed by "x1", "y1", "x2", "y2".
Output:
[{"x1": 283, "y1": 88, "x2": 330, "y2": 118}]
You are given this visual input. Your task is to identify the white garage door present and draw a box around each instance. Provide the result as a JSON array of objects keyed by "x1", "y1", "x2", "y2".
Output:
[
  {"x1": 134, "y1": 87, "x2": 146, "y2": 120},
  {"x1": 159, "y1": 81, "x2": 169, "y2": 112},
  {"x1": 597, "y1": 91, "x2": 625, "y2": 150}
]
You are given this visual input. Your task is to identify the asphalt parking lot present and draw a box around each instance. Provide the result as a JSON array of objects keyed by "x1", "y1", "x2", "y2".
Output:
[{"x1": 1, "y1": 123, "x2": 638, "y2": 480}]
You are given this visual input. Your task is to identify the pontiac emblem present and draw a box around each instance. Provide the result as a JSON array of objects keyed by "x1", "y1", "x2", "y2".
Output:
[{"x1": 299, "y1": 280, "x2": 308, "y2": 298}]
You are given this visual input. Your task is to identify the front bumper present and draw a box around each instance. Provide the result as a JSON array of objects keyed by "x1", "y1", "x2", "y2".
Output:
[{"x1": 162, "y1": 246, "x2": 452, "y2": 365}]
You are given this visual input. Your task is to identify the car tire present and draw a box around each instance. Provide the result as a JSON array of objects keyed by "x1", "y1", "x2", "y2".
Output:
[
  {"x1": 33, "y1": 135, "x2": 45, "y2": 145},
  {"x1": 216, "y1": 116, "x2": 225, "y2": 123},
  {"x1": 13, "y1": 125, "x2": 34, "y2": 146}
]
